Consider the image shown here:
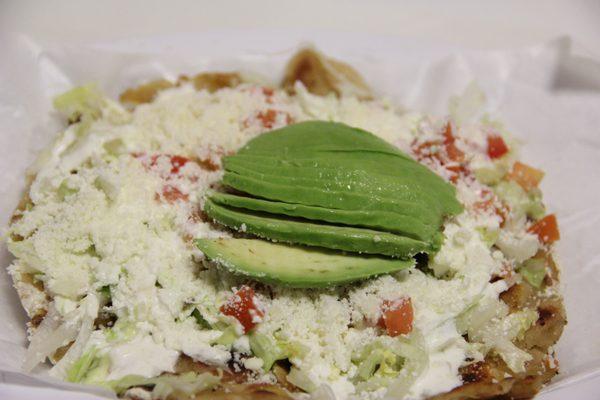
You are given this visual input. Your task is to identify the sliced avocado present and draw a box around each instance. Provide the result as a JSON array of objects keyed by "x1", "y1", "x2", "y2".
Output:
[
  {"x1": 223, "y1": 158, "x2": 448, "y2": 212},
  {"x1": 202, "y1": 121, "x2": 462, "y2": 265},
  {"x1": 204, "y1": 199, "x2": 431, "y2": 257},
  {"x1": 209, "y1": 191, "x2": 436, "y2": 241},
  {"x1": 227, "y1": 153, "x2": 453, "y2": 193},
  {"x1": 237, "y1": 121, "x2": 409, "y2": 158},
  {"x1": 222, "y1": 172, "x2": 440, "y2": 224},
  {"x1": 196, "y1": 238, "x2": 414, "y2": 288}
]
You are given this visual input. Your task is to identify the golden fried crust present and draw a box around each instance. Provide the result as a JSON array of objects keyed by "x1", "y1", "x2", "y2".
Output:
[
  {"x1": 179, "y1": 72, "x2": 244, "y2": 93},
  {"x1": 8, "y1": 175, "x2": 52, "y2": 334},
  {"x1": 165, "y1": 356, "x2": 294, "y2": 400},
  {"x1": 429, "y1": 259, "x2": 565, "y2": 400},
  {"x1": 281, "y1": 48, "x2": 373, "y2": 99},
  {"x1": 119, "y1": 79, "x2": 175, "y2": 106},
  {"x1": 430, "y1": 361, "x2": 515, "y2": 400},
  {"x1": 119, "y1": 72, "x2": 245, "y2": 108}
]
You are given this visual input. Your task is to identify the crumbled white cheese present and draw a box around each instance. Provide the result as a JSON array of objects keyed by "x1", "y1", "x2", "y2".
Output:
[{"x1": 243, "y1": 357, "x2": 264, "y2": 371}]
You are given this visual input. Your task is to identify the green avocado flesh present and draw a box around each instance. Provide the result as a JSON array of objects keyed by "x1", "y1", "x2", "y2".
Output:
[
  {"x1": 201, "y1": 121, "x2": 462, "y2": 286},
  {"x1": 209, "y1": 191, "x2": 436, "y2": 241},
  {"x1": 196, "y1": 238, "x2": 414, "y2": 288},
  {"x1": 204, "y1": 199, "x2": 431, "y2": 257}
]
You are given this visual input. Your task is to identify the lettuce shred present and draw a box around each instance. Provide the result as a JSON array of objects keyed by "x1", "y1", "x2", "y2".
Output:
[
  {"x1": 458, "y1": 296, "x2": 538, "y2": 373},
  {"x1": 249, "y1": 332, "x2": 286, "y2": 371},
  {"x1": 107, "y1": 371, "x2": 220, "y2": 399},
  {"x1": 53, "y1": 84, "x2": 104, "y2": 122}
]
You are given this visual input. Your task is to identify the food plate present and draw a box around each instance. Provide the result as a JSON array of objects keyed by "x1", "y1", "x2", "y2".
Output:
[{"x1": 1, "y1": 31, "x2": 600, "y2": 399}]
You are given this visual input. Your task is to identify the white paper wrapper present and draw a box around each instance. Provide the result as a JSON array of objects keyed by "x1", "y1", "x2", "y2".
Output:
[{"x1": 1, "y1": 31, "x2": 599, "y2": 399}]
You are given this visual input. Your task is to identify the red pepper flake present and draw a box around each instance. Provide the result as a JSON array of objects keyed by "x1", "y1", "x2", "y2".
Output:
[
  {"x1": 168, "y1": 155, "x2": 190, "y2": 174},
  {"x1": 474, "y1": 189, "x2": 508, "y2": 225},
  {"x1": 257, "y1": 109, "x2": 279, "y2": 129},
  {"x1": 159, "y1": 185, "x2": 188, "y2": 203},
  {"x1": 134, "y1": 153, "x2": 191, "y2": 176},
  {"x1": 255, "y1": 109, "x2": 293, "y2": 129},
  {"x1": 411, "y1": 123, "x2": 470, "y2": 183},
  {"x1": 442, "y1": 123, "x2": 465, "y2": 163},
  {"x1": 220, "y1": 286, "x2": 264, "y2": 333}
]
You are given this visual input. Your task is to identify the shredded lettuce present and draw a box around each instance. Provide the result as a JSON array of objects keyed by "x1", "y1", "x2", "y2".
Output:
[
  {"x1": 23, "y1": 305, "x2": 79, "y2": 372},
  {"x1": 7, "y1": 240, "x2": 45, "y2": 272},
  {"x1": 350, "y1": 333, "x2": 426, "y2": 397},
  {"x1": 519, "y1": 258, "x2": 546, "y2": 288},
  {"x1": 382, "y1": 332, "x2": 427, "y2": 399},
  {"x1": 106, "y1": 371, "x2": 220, "y2": 399},
  {"x1": 458, "y1": 295, "x2": 538, "y2": 373},
  {"x1": 248, "y1": 332, "x2": 287, "y2": 371},
  {"x1": 474, "y1": 163, "x2": 508, "y2": 185},
  {"x1": 287, "y1": 367, "x2": 318, "y2": 393},
  {"x1": 49, "y1": 294, "x2": 99, "y2": 379},
  {"x1": 102, "y1": 138, "x2": 126, "y2": 156},
  {"x1": 495, "y1": 229, "x2": 539, "y2": 264},
  {"x1": 66, "y1": 347, "x2": 110, "y2": 384},
  {"x1": 93, "y1": 175, "x2": 119, "y2": 202},
  {"x1": 191, "y1": 308, "x2": 211, "y2": 330},
  {"x1": 353, "y1": 341, "x2": 404, "y2": 383},
  {"x1": 215, "y1": 325, "x2": 238, "y2": 347},
  {"x1": 53, "y1": 84, "x2": 104, "y2": 122},
  {"x1": 99, "y1": 285, "x2": 111, "y2": 300},
  {"x1": 105, "y1": 319, "x2": 137, "y2": 342},
  {"x1": 456, "y1": 296, "x2": 508, "y2": 335},
  {"x1": 492, "y1": 337, "x2": 533, "y2": 373},
  {"x1": 493, "y1": 180, "x2": 546, "y2": 220},
  {"x1": 311, "y1": 384, "x2": 337, "y2": 400},
  {"x1": 57, "y1": 179, "x2": 79, "y2": 201},
  {"x1": 476, "y1": 227, "x2": 500, "y2": 248}
]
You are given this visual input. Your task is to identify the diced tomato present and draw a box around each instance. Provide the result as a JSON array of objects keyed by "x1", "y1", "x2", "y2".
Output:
[
  {"x1": 160, "y1": 185, "x2": 188, "y2": 203},
  {"x1": 220, "y1": 286, "x2": 264, "y2": 333},
  {"x1": 528, "y1": 214, "x2": 560, "y2": 245},
  {"x1": 487, "y1": 135, "x2": 509, "y2": 159},
  {"x1": 507, "y1": 161, "x2": 544, "y2": 191},
  {"x1": 377, "y1": 297, "x2": 413, "y2": 336}
]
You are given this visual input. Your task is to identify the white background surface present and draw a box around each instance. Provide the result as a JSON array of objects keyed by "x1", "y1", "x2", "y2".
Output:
[{"x1": 1, "y1": 1, "x2": 600, "y2": 399}]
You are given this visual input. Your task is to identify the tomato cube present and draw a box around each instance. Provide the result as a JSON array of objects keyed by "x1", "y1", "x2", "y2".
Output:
[
  {"x1": 508, "y1": 162, "x2": 544, "y2": 191},
  {"x1": 377, "y1": 297, "x2": 413, "y2": 337},
  {"x1": 220, "y1": 286, "x2": 264, "y2": 333},
  {"x1": 487, "y1": 135, "x2": 509, "y2": 159},
  {"x1": 528, "y1": 214, "x2": 560, "y2": 244}
]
